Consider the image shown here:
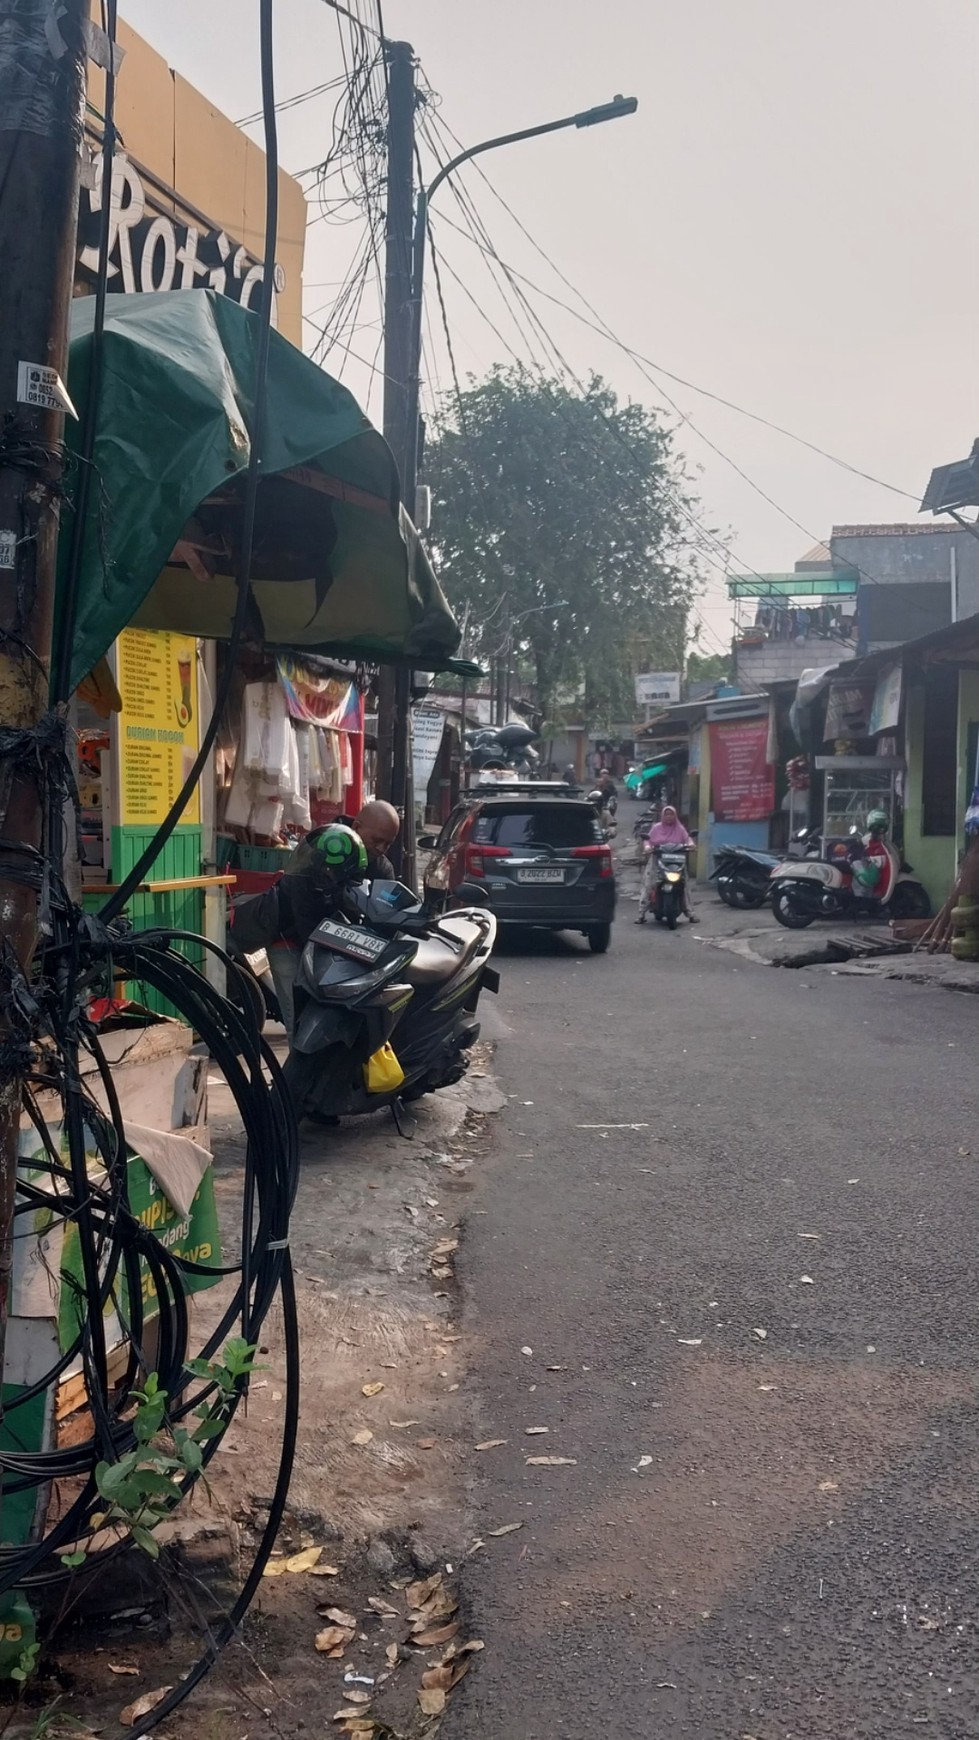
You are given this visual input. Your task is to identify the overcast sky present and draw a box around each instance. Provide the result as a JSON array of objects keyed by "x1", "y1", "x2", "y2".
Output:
[{"x1": 121, "y1": 0, "x2": 978, "y2": 655}]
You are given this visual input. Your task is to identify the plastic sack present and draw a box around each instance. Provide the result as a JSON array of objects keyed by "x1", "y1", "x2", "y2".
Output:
[{"x1": 363, "y1": 1042, "x2": 405, "y2": 1094}]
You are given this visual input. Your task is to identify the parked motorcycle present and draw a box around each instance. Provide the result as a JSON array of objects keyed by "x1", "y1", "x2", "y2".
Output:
[
  {"x1": 283, "y1": 879, "x2": 499, "y2": 1124},
  {"x1": 710, "y1": 843, "x2": 780, "y2": 909},
  {"x1": 769, "y1": 811, "x2": 930, "y2": 930}
]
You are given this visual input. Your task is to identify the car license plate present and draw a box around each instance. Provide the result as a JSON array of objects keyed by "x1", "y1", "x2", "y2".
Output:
[
  {"x1": 314, "y1": 921, "x2": 387, "y2": 962},
  {"x1": 517, "y1": 867, "x2": 564, "y2": 884}
]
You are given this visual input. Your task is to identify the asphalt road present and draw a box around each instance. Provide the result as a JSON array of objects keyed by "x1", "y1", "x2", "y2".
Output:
[{"x1": 446, "y1": 904, "x2": 979, "y2": 1740}]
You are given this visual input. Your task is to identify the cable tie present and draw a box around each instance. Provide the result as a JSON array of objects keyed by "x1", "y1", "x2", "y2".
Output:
[{"x1": 265, "y1": 1238, "x2": 289, "y2": 1250}]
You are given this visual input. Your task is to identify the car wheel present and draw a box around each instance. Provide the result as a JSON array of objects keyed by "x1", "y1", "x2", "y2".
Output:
[{"x1": 587, "y1": 923, "x2": 612, "y2": 954}]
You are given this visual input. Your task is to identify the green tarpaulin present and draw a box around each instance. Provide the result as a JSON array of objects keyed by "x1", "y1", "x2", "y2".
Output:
[{"x1": 62, "y1": 291, "x2": 460, "y2": 692}]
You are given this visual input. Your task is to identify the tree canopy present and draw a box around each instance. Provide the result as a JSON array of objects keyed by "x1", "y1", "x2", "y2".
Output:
[{"x1": 424, "y1": 367, "x2": 704, "y2": 727}]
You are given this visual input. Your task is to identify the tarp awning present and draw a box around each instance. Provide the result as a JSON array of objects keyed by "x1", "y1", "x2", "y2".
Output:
[{"x1": 62, "y1": 291, "x2": 460, "y2": 691}]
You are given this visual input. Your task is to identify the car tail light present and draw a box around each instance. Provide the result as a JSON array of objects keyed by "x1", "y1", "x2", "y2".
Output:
[
  {"x1": 572, "y1": 845, "x2": 613, "y2": 878},
  {"x1": 464, "y1": 844, "x2": 511, "y2": 879}
]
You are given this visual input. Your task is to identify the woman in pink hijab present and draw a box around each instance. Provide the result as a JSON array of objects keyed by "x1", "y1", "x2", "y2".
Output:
[{"x1": 638, "y1": 805, "x2": 698, "y2": 922}]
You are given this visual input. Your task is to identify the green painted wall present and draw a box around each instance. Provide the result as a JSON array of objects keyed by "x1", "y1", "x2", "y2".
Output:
[
  {"x1": 83, "y1": 826, "x2": 203, "y2": 1019},
  {"x1": 904, "y1": 681, "x2": 956, "y2": 909},
  {"x1": 956, "y1": 669, "x2": 979, "y2": 832}
]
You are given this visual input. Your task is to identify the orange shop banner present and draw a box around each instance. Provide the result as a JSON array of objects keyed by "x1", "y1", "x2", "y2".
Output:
[{"x1": 709, "y1": 719, "x2": 774, "y2": 822}]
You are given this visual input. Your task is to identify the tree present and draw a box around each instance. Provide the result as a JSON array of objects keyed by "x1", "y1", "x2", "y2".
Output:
[
  {"x1": 686, "y1": 649, "x2": 731, "y2": 687},
  {"x1": 424, "y1": 368, "x2": 704, "y2": 727}
]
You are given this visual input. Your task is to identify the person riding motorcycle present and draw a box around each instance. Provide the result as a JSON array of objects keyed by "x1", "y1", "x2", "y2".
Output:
[{"x1": 637, "y1": 803, "x2": 697, "y2": 924}]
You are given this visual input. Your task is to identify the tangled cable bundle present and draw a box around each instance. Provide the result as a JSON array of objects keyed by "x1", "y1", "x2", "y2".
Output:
[{"x1": 2, "y1": 880, "x2": 300, "y2": 1728}]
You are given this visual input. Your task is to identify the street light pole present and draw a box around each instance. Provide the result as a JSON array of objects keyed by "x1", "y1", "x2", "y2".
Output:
[{"x1": 405, "y1": 96, "x2": 637, "y2": 512}]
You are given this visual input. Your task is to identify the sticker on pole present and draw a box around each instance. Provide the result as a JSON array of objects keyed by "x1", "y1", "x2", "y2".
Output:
[
  {"x1": 16, "y1": 363, "x2": 77, "y2": 418},
  {"x1": 0, "y1": 532, "x2": 15, "y2": 571}
]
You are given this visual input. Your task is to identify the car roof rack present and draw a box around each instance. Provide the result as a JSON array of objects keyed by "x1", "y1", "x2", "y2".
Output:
[{"x1": 467, "y1": 781, "x2": 588, "y2": 798}]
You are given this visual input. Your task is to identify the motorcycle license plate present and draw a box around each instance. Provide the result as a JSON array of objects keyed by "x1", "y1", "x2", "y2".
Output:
[
  {"x1": 517, "y1": 868, "x2": 564, "y2": 884},
  {"x1": 313, "y1": 921, "x2": 387, "y2": 963}
]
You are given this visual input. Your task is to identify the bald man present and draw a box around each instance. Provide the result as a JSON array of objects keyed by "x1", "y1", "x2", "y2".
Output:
[{"x1": 351, "y1": 800, "x2": 400, "y2": 880}]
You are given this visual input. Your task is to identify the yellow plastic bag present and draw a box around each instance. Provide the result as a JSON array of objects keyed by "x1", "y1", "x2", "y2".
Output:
[{"x1": 363, "y1": 1042, "x2": 405, "y2": 1094}]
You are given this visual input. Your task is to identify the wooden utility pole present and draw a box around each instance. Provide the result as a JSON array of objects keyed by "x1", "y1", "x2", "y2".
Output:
[
  {"x1": 0, "y1": 4, "x2": 87, "y2": 1404},
  {"x1": 376, "y1": 38, "x2": 415, "y2": 875}
]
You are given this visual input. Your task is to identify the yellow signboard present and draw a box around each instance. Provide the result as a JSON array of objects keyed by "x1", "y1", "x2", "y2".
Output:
[{"x1": 117, "y1": 629, "x2": 200, "y2": 827}]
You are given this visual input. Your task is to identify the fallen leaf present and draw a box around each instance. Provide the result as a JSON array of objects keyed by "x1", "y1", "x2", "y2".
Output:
[
  {"x1": 758, "y1": 1384, "x2": 777, "y2": 1392},
  {"x1": 432, "y1": 1266, "x2": 453, "y2": 1280},
  {"x1": 333, "y1": 1706, "x2": 371, "y2": 1723},
  {"x1": 475, "y1": 1439, "x2": 507, "y2": 1452},
  {"x1": 389, "y1": 1419, "x2": 419, "y2": 1429},
  {"x1": 636, "y1": 1455, "x2": 653, "y2": 1469},
  {"x1": 263, "y1": 1544, "x2": 324, "y2": 1577},
  {"x1": 524, "y1": 1426, "x2": 549, "y2": 1435},
  {"x1": 444, "y1": 1639, "x2": 486, "y2": 1661},
  {"x1": 322, "y1": 1606, "x2": 358, "y2": 1628},
  {"x1": 315, "y1": 1624, "x2": 355, "y2": 1653},
  {"x1": 752, "y1": 1328, "x2": 768, "y2": 1340},
  {"x1": 418, "y1": 1687, "x2": 446, "y2": 1715},
  {"x1": 108, "y1": 1664, "x2": 140, "y2": 1676},
  {"x1": 362, "y1": 1382, "x2": 385, "y2": 1398},
  {"x1": 416, "y1": 1437, "x2": 436, "y2": 1450},
  {"x1": 310, "y1": 1564, "x2": 341, "y2": 1577},
  {"x1": 818, "y1": 1479, "x2": 839, "y2": 1493},
  {"x1": 488, "y1": 1522, "x2": 523, "y2": 1537},
  {"x1": 525, "y1": 1455, "x2": 576, "y2": 1466},
  {"x1": 367, "y1": 1596, "x2": 399, "y2": 1617},
  {"x1": 385, "y1": 1643, "x2": 400, "y2": 1668},
  {"x1": 340, "y1": 1689, "x2": 372, "y2": 1706},
  {"x1": 520, "y1": 1346, "x2": 533, "y2": 1356},
  {"x1": 799, "y1": 1275, "x2": 814, "y2": 1285},
  {"x1": 121, "y1": 1687, "x2": 171, "y2": 1725},
  {"x1": 432, "y1": 1238, "x2": 459, "y2": 1258},
  {"x1": 351, "y1": 1429, "x2": 374, "y2": 1446},
  {"x1": 678, "y1": 1338, "x2": 702, "y2": 1347},
  {"x1": 412, "y1": 1619, "x2": 461, "y2": 1647},
  {"x1": 421, "y1": 1665, "x2": 455, "y2": 1691},
  {"x1": 406, "y1": 1574, "x2": 442, "y2": 1608}
]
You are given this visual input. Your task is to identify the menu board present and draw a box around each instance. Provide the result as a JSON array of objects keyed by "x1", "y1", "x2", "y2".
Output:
[
  {"x1": 117, "y1": 629, "x2": 200, "y2": 826},
  {"x1": 709, "y1": 719, "x2": 774, "y2": 822}
]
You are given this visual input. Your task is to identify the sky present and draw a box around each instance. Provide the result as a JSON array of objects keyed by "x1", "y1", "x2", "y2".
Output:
[{"x1": 121, "y1": 0, "x2": 979, "y2": 661}]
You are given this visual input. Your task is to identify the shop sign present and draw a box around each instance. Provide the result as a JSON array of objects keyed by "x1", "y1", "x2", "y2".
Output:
[
  {"x1": 117, "y1": 628, "x2": 201, "y2": 826},
  {"x1": 77, "y1": 149, "x2": 285, "y2": 312},
  {"x1": 412, "y1": 706, "x2": 445, "y2": 799},
  {"x1": 709, "y1": 718, "x2": 774, "y2": 822},
  {"x1": 635, "y1": 671, "x2": 680, "y2": 707},
  {"x1": 823, "y1": 680, "x2": 873, "y2": 741}
]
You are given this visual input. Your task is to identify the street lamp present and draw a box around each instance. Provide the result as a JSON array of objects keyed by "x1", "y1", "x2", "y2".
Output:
[
  {"x1": 405, "y1": 96, "x2": 638, "y2": 506},
  {"x1": 397, "y1": 93, "x2": 637, "y2": 882}
]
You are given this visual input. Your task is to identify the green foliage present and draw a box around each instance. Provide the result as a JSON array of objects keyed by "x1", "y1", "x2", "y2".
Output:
[
  {"x1": 686, "y1": 649, "x2": 731, "y2": 686},
  {"x1": 425, "y1": 367, "x2": 705, "y2": 727},
  {"x1": 90, "y1": 1341, "x2": 261, "y2": 1561},
  {"x1": 10, "y1": 1641, "x2": 40, "y2": 1684}
]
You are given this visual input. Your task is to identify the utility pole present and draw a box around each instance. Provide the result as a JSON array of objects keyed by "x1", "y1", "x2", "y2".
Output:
[
  {"x1": 377, "y1": 39, "x2": 415, "y2": 877},
  {"x1": 0, "y1": 3, "x2": 86, "y2": 1420}
]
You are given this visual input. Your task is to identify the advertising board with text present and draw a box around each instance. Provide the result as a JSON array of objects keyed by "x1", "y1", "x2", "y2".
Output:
[
  {"x1": 709, "y1": 719, "x2": 775, "y2": 822},
  {"x1": 117, "y1": 629, "x2": 200, "y2": 826}
]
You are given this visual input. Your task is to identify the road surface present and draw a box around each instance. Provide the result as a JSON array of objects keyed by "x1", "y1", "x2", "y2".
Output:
[{"x1": 447, "y1": 907, "x2": 979, "y2": 1739}]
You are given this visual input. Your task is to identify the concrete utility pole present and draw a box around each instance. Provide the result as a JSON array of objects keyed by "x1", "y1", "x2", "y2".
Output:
[
  {"x1": 377, "y1": 38, "x2": 415, "y2": 877},
  {"x1": 0, "y1": 2, "x2": 87, "y2": 1414}
]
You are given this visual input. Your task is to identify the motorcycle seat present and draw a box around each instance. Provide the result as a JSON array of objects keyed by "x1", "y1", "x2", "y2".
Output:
[{"x1": 402, "y1": 915, "x2": 485, "y2": 986}]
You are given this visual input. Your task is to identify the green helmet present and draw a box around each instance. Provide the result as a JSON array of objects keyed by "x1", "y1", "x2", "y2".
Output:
[
  {"x1": 312, "y1": 823, "x2": 368, "y2": 880},
  {"x1": 866, "y1": 808, "x2": 888, "y2": 832}
]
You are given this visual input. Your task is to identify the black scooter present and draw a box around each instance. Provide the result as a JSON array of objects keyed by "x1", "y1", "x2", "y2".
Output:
[
  {"x1": 283, "y1": 880, "x2": 499, "y2": 1127},
  {"x1": 709, "y1": 843, "x2": 780, "y2": 909}
]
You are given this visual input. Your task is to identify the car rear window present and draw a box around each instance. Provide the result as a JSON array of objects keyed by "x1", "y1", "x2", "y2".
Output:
[{"x1": 472, "y1": 804, "x2": 601, "y2": 850}]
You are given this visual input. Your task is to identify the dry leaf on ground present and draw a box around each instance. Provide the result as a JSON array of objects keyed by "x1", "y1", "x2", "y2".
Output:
[
  {"x1": 362, "y1": 1382, "x2": 385, "y2": 1398},
  {"x1": 421, "y1": 1664, "x2": 455, "y2": 1691},
  {"x1": 340, "y1": 1689, "x2": 372, "y2": 1706},
  {"x1": 432, "y1": 1238, "x2": 459, "y2": 1259},
  {"x1": 525, "y1": 1456, "x2": 576, "y2": 1466},
  {"x1": 367, "y1": 1596, "x2": 399, "y2": 1617},
  {"x1": 416, "y1": 1437, "x2": 436, "y2": 1450},
  {"x1": 524, "y1": 1426, "x2": 549, "y2": 1435},
  {"x1": 752, "y1": 1328, "x2": 768, "y2": 1340},
  {"x1": 475, "y1": 1439, "x2": 507, "y2": 1451},
  {"x1": 385, "y1": 1643, "x2": 400, "y2": 1668},
  {"x1": 389, "y1": 1419, "x2": 419, "y2": 1429},
  {"x1": 407, "y1": 1574, "x2": 442, "y2": 1608},
  {"x1": 418, "y1": 1687, "x2": 447, "y2": 1715},
  {"x1": 488, "y1": 1522, "x2": 522, "y2": 1537},
  {"x1": 315, "y1": 1625, "x2": 355, "y2": 1653},
  {"x1": 445, "y1": 1639, "x2": 485, "y2": 1660},
  {"x1": 263, "y1": 1544, "x2": 325, "y2": 1577},
  {"x1": 108, "y1": 1664, "x2": 140, "y2": 1676},
  {"x1": 678, "y1": 1338, "x2": 702, "y2": 1347},
  {"x1": 411, "y1": 1619, "x2": 460, "y2": 1647},
  {"x1": 321, "y1": 1606, "x2": 358, "y2": 1628},
  {"x1": 351, "y1": 1428, "x2": 374, "y2": 1446},
  {"x1": 333, "y1": 1706, "x2": 372, "y2": 1723},
  {"x1": 310, "y1": 1564, "x2": 341, "y2": 1577},
  {"x1": 121, "y1": 1687, "x2": 171, "y2": 1725}
]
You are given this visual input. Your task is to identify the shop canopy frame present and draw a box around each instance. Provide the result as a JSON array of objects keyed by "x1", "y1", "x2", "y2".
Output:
[{"x1": 61, "y1": 291, "x2": 477, "y2": 695}]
